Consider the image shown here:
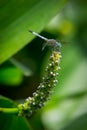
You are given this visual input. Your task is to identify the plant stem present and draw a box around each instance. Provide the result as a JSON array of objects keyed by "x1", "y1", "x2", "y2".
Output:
[{"x1": 0, "y1": 107, "x2": 19, "y2": 114}]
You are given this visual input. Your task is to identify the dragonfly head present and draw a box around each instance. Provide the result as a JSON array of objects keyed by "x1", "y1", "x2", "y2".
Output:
[
  {"x1": 56, "y1": 41, "x2": 62, "y2": 48},
  {"x1": 46, "y1": 39, "x2": 62, "y2": 52}
]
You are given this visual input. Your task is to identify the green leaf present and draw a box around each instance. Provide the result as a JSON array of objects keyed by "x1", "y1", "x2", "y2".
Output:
[
  {"x1": 0, "y1": 67, "x2": 23, "y2": 86},
  {"x1": 10, "y1": 58, "x2": 33, "y2": 77},
  {"x1": 61, "y1": 114, "x2": 87, "y2": 130},
  {"x1": 0, "y1": 0, "x2": 67, "y2": 64},
  {"x1": 0, "y1": 96, "x2": 31, "y2": 130}
]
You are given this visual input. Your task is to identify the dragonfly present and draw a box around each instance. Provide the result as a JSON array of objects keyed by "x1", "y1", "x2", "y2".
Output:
[{"x1": 29, "y1": 30, "x2": 62, "y2": 52}]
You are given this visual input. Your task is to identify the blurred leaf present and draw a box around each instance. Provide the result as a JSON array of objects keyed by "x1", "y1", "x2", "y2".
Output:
[
  {"x1": 10, "y1": 58, "x2": 33, "y2": 77},
  {"x1": 42, "y1": 96, "x2": 87, "y2": 130},
  {"x1": 0, "y1": 96, "x2": 31, "y2": 130},
  {"x1": 61, "y1": 113, "x2": 87, "y2": 130},
  {"x1": 0, "y1": 67, "x2": 23, "y2": 86},
  {"x1": 55, "y1": 45, "x2": 87, "y2": 98},
  {"x1": 0, "y1": 0, "x2": 67, "y2": 64}
]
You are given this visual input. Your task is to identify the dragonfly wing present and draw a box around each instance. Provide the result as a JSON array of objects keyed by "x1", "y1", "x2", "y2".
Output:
[{"x1": 42, "y1": 43, "x2": 47, "y2": 51}]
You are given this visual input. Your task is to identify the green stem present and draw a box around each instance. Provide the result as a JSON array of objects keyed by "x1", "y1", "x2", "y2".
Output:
[{"x1": 0, "y1": 107, "x2": 19, "y2": 114}]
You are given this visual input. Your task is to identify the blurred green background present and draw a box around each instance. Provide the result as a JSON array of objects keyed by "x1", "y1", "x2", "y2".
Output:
[{"x1": 0, "y1": 0, "x2": 87, "y2": 130}]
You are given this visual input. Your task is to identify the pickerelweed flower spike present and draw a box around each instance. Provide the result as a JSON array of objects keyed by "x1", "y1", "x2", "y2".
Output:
[{"x1": 18, "y1": 31, "x2": 62, "y2": 116}]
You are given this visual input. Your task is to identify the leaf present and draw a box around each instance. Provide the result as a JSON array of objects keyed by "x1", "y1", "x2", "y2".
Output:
[
  {"x1": 0, "y1": 96, "x2": 31, "y2": 130},
  {"x1": 61, "y1": 113, "x2": 87, "y2": 130},
  {"x1": 0, "y1": 0, "x2": 67, "y2": 64},
  {"x1": 10, "y1": 58, "x2": 33, "y2": 77},
  {"x1": 0, "y1": 67, "x2": 23, "y2": 86}
]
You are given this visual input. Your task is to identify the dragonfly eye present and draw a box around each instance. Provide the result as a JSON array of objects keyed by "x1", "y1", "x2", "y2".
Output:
[
  {"x1": 52, "y1": 41, "x2": 62, "y2": 52},
  {"x1": 56, "y1": 42, "x2": 62, "y2": 48}
]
